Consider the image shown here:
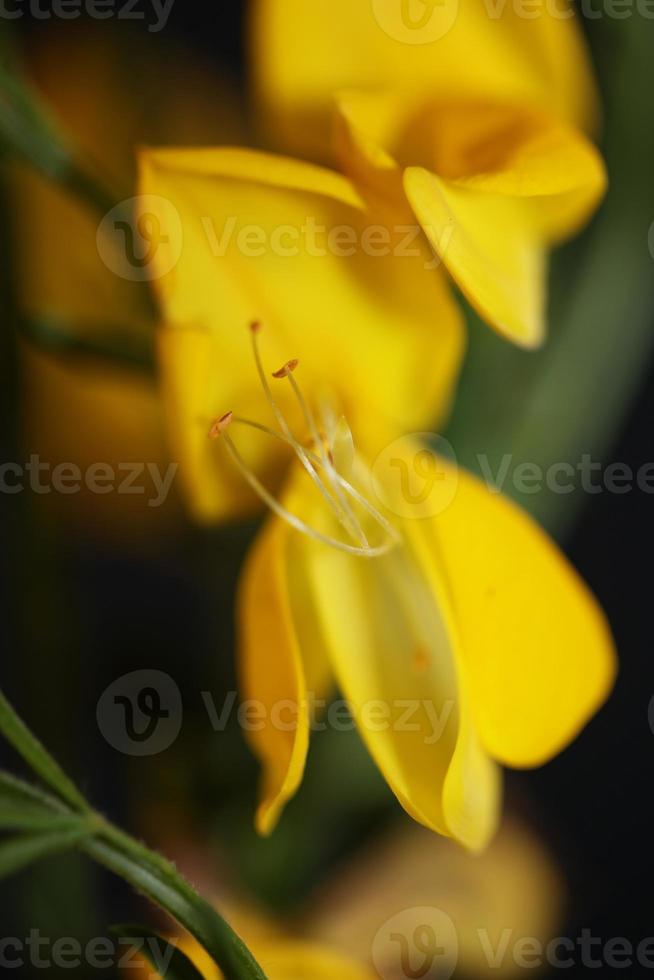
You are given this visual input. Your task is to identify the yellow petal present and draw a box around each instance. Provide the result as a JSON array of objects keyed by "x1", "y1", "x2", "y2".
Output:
[
  {"x1": 336, "y1": 96, "x2": 606, "y2": 346},
  {"x1": 237, "y1": 472, "x2": 336, "y2": 834},
  {"x1": 401, "y1": 102, "x2": 607, "y2": 240},
  {"x1": 140, "y1": 148, "x2": 464, "y2": 520},
  {"x1": 405, "y1": 166, "x2": 546, "y2": 347},
  {"x1": 290, "y1": 465, "x2": 500, "y2": 849},
  {"x1": 157, "y1": 327, "x2": 292, "y2": 523},
  {"x1": 256, "y1": 941, "x2": 375, "y2": 980},
  {"x1": 237, "y1": 516, "x2": 310, "y2": 836},
  {"x1": 251, "y1": 0, "x2": 599, "y2": 162},
  {"x1": 426, "y1": 459, "x2": 617, "y2": 768}
]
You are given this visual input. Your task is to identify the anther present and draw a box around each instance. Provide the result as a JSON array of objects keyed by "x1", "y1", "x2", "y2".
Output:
[
  {"x1": 272, "y1": 359, "x2": 299, "y2": 379},
  {"x1": 208, "y1": 411, "x2": 233, "y2": 439},
  {"x1": 250, "y1": 320, "x2": 262, "y2": 334}
]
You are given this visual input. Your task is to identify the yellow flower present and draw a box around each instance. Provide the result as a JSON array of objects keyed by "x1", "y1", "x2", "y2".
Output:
[
  {"x1": 305, "y1": 814, "x2": 564, "y2": 979},
  {"x1": 10, "y1": 23, "x2": 243, "y2": 541},
  {"x1": 130, "y1": 809, "x2": 563, "y2": 979},
  {"x1": 132, "y1": 931, "x2": 373, "y2": 980},
  {"x1": 224, "y1": 333, "x2": 616, "y2": 851},
  {"x1": 250, "y1": 0, "x2": 607, "y2": 346},
  {"x1": 138, "y1": 148, "x2": 464, "y2": 523}
]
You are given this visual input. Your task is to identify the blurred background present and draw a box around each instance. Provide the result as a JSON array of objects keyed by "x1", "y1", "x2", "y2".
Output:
[{"x1": 1, "y1": 2, "x2": 653, "y2": 977}]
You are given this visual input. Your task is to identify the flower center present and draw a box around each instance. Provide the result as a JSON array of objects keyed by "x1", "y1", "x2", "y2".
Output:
[{"x1": 209, "y1": 322, "x2": 400, "y2": 558}]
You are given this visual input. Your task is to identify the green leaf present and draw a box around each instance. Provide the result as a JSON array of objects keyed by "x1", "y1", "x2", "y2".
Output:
[
  {"x1": 0, "y1": 809, "x2": 83, "y2": 832},
  {"x1": 0, "y1": 689, "x2": 89, "y2": 812},
  {"x1": 0, "y1": 826, "x2": 90, "y2": 880},
  {"x1": 111, "y1": 924, "x2": 207, "y2": 980},
  {"x1": 84, "y1": 838, "x2": 266, "y2": 980},
  {"x1": 0, "y1": 770, "x2": 69, "y2": 812}
]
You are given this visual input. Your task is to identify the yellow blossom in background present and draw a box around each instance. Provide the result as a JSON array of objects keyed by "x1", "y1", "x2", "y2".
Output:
[
  {"x1": 250, "y1": 0, "x2": 607, "y2": 345},
  {"x1": 9, "y1": 23, "x2": 245, "y2": 541},
  {"x1": 138, "y1": 147, "x2": 464, "y2": 523},
  {"x1": 131, "y1": 810, "x2": 564, "y2": 979},
  {"x1": 304, "y1": 814, "x2": 564, "y2": 979},
  {"x1": 251, "y1": 0, "x2": 599, "y2": 161},
  {"x1": 132, "y1": 933, "x2": 374, "y2": 980}
]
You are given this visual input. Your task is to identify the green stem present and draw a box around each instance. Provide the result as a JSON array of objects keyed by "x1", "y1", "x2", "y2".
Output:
[
  {"x1": 0, "y1": 667, "x2": 90, "y2": 818},
  {"x1": 0, "y1": 685, "x2": 268, "y2": 979},
  {"x1": 86, "y1": 820, "x2": 268, "y2": 980}
]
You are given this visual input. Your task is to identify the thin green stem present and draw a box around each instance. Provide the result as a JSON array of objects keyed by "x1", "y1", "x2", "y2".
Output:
[
  {"x1": 0, "y1": 690, "x2": 89, "y2": 814},
  {"x1": 85, "y1": 824, "x2": 268, "y2": 980},
  {"x1": 0, "y1": 686, "x2": 268, "y2": 979}
]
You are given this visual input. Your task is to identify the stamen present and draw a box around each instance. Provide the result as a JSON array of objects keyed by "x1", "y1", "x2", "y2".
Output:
[
  {"x1": 207, "y1": 322, "x2": 400, "y2": 558},
  {"x1": 281, "y1": 369, "x2": 369, "y2": 549},
  {"x1": 219, "y1": 427, "x2": 394, "y2": 557},
  {"x1": 249, "y1": 325, "x2": 345, "y2": 525},
  {"x1": 228, "y1": 415, "x2": 399, "y2": 546}
]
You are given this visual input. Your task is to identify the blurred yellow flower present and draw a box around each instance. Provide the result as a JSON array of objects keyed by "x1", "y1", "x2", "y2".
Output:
[
  {"x1": 226, "y1": 336, "x2": 616, "y2": 850},
  {"x1": 251, "y1": 0, "x2": 607, "y2": 346},
  {"x1": 251, "y1": 0, "x2": 599, "y2": 160},
  {"x1": 132, "y1": 932, "x2": 374, "y2": 980},
  {"x1": 138, "y1": 147, "x2": 464, "y2": 523},
  {"x1": 304, "y1": 814, "x2": 564, "y2": 979},
  {"x1": 135, "y1": 809, "x2": 565, "y2": 980},
  {"x1": 10, "y1": 23, "x2": 245, "y2": 541}
]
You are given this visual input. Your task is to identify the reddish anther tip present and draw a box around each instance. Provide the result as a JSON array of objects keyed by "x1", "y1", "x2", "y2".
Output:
[
  {"x1": 208, "y1": 411, "x2": 233, "y2": 438},
  {"x1": 250, "y1": 320, "x2": 262, "y2": 334},
  {"x1": 272, "y1": 358, "x2": 300, "y2": 379}
]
